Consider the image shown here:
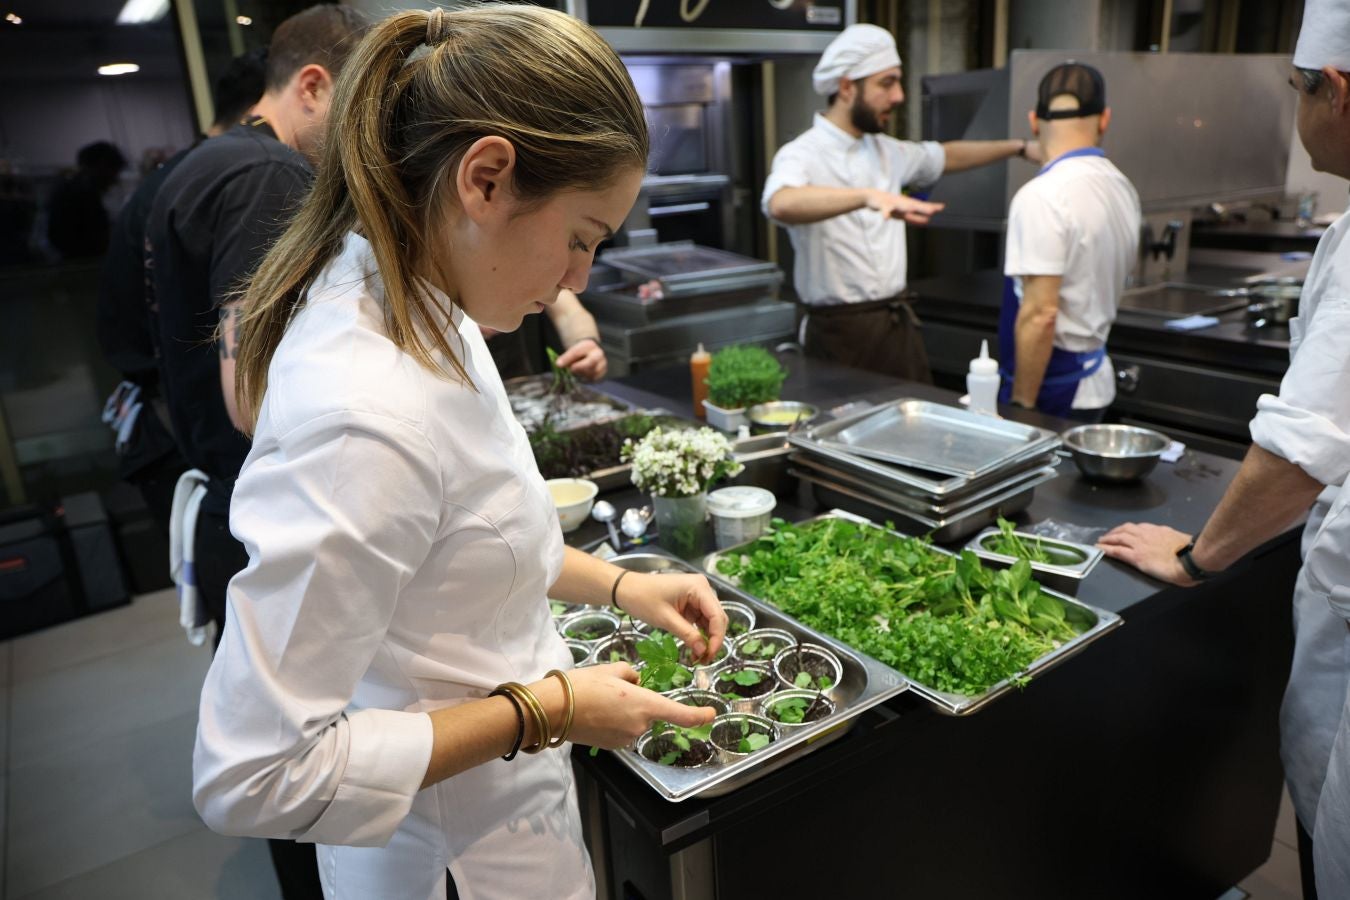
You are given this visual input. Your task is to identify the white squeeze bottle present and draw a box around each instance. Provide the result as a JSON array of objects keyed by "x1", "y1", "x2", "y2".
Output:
[{"x1": 967, "y1": 339, "x2": 1000, "y2": 417}]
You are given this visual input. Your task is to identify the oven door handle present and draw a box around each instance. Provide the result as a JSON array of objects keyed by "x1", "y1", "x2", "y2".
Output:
[{"x1": 648, "y1": 202, "x2": 712, "y2": 217}]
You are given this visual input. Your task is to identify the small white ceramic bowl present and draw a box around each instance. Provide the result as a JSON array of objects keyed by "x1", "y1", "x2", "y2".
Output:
[{"x1": 546, "y1": 478, "x2": 599, "y2": 533}]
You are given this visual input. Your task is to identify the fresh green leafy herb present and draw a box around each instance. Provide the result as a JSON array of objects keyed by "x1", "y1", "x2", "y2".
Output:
[
  {"x1": 793, "y1": 671, "x2": 832, "y2": 690},
  {"x1": 545, "y1": 347, "x2": 578, "y2": 398},
  {"x1": 720, "y1": 668, "x2": 764, "y2": 687},
  {"x1": 729, "y1": 620, "x2": 750, "y2": 637},
  {"x1": 636, "y1": 632, "x2": 693, "y2": 692},
  {"x1": 737, "y1": 732, "x2": 771, "y2": 753},
  {"x1": 771, "y1": 696, "x2": 810, "y2": 724},
  {"x1": 549, "y1": 600, "x2": 569, "y2": 617},
  {"x1": 651, "y1": 721, "x2": 714, "y2": 766},
  {"x1": 715, "y1": 518, "x2": 1084, "y2": 696},
  {"x1": 704, "y1": 345, "x2": 787, "y2": 409},
  {"x1": 984, "y1": 518, "x2": 1052, "y2": 563}
]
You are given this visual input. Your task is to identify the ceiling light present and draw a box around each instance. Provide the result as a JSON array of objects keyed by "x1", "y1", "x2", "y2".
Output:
[
  {"x1": 235, "y1": 14, "x2": 251, "y2": 25},
  {"x1": 5, "y1": 12, "x2": 21, "y2": 24},
  {"x1": 98, "y1": 63, "x2": 141, "y2": 76},
  {"x1": 116, "y1": 0, "x2": 169, "y2": 24}
]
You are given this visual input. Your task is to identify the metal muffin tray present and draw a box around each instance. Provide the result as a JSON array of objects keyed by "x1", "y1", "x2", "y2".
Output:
[
  {"x1": 589, "y1": 552, "x2": 908, "y2": 802},
  {"x1": 793, "y1": 467, "x2": 1056, "y2": 543},
  {"x1": 504, "y1": 374, "x2": 633, "y2": 433},
  {"x1": 962, "y1": 527, "x2": 1104, "y2": 595},
  {"x1": 706, "y1": 510, "x2": 1123, "y2": 716},
  {"x1": 804, "y1": 399, "x2": 1061, "y2": 478}
]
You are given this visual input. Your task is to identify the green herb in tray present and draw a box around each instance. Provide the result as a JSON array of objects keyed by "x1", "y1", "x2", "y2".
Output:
[
  {"x1": 984, "y1": 517, "x2": 1053, "y2": 563},
  {"x1": 715, "y1": 517, "x2": 1090, "y2": 697}
]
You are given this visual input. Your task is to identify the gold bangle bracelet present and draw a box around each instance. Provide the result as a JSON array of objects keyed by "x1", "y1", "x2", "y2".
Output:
[
  {"x1": 544, "y1": 669, "x2": 576, "y2": 748},
  {"x1": 500, "y1": 682, "x2": 550, "y2": 753}
]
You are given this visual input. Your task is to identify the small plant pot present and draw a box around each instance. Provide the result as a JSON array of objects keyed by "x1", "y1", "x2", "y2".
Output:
[
  {"x1": 636, "y1": 725, "x2": 716, "y2": 769},
  {"x1": 773, "y1": 643, "x2": 844, "y2": 695},
  {"x1": 731, "y1": 628, "x2": 797, "y2": 664},
  {"x1": 710, "y1": 713, "x2": 779, "y2": 764},
  {"x1": 666, "y1": 688, "x2": 731, "y2": 718},
  {"x1": 710, "y1": 660, "x2": 777, "y2": 713},
  {"x1": 591, "y1": 631, "x2": 645, "y2": 667},
  {"x1": 563, "y1": 639, "x2": 591, "y2": 665},
  {"x1": 762, "y1": 689, "x2": 838, "y2": 733},
  {"x1": 719, "y1": 600, "x2": 757, "y2": 639},
  {"x1": 702, "y1": 399, "x2": 748, "y2": 432},
  {"x1": 678, "y1": 640, "x2": 729, "y2": 671},
  {"x1": 560, "y1": 609, "x2": 621, "y2": 645}
]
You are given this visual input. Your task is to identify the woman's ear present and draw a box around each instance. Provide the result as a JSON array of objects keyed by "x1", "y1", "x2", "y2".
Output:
[{"x1": 455, "y1": 136, "x2": 517, "y2": 225}]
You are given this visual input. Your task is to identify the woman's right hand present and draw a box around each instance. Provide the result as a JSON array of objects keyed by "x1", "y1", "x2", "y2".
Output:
[{"x1": 531, "y1": 663, "x2": 716, "y2": 750}]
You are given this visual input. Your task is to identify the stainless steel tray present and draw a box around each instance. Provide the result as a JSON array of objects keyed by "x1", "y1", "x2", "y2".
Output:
[
  {"x1": 962, "y1": 527, "x2": 1104, "y2": 595},
  {"x1": 598, "y1": 240, "x2": 783, "y2": 297},
  {"x1": 706, "y1": 510, "x2": 1123, "y2": 716},
  {"x1": 789, "y1": 451, "x2": 1059, "y2": 518},
  {"x1": 793, "y1": 467, "x2": 1056, "y2": 543},
  {"x1": 789, "y1": 432, "x2": 1059, "y2": 501},
  {"x1": 504, "y1": 375, "x2": 633, "y2": 433},
  {"x1": 804, "y1": 399, "x2": 1061, "y2": 478},
  {"x1": 596, "y1": 552, "x2": 908, "y2": 802}
]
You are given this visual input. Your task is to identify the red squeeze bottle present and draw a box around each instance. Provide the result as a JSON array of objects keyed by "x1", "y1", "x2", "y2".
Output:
[{"x1": 690, "y1": 343, "x2": 711, "y2": 419}]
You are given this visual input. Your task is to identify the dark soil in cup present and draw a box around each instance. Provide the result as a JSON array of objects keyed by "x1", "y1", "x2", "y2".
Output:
[
  {"x1": 678, "y1": 643, "x2": 728, "y2": 668},
  {"x1": 766, "y1": 694, "x2": 833, "y2": 725},
  {"x1": 642, "y1": 732, "x2": 715, "y2": 768},
  {"x1": 715, "y1": 665, "x2": 775, "y2": 700},
  {"x1": 563, "y1": 619, "x2": 617, "y2": 642},
  {"x1": 597, "y1": 633, "x2": 644, "y2": 666},
  {"x1": 779, "y1": 649, "x2": 837, "y2": 689}
]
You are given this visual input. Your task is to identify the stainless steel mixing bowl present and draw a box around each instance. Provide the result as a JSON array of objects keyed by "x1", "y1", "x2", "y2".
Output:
[{"x1": 1062, "y1": 424, "x2": 1169, "y2": 482}]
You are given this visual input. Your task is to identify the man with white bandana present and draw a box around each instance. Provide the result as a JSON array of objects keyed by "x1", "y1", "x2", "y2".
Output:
[
  {"x1": 1099, "y1": 1, "x2": 1350, "y2": 893},
  {"x1": 762, "y1": 23, "x2": 1041, "y2": 380}
]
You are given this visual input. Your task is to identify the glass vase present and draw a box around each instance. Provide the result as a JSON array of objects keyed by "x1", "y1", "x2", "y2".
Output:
[{"x1": 652, "y1": 493, "x2": 709, "y2": 561}]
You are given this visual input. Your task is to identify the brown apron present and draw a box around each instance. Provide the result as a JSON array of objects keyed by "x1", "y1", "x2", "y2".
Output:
[{"x1": 801, "y1": 295, "x2": 933, "y2": 383}]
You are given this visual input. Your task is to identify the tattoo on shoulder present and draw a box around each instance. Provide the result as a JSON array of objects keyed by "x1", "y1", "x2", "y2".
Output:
[{"x1": 217, "y1": 305, "x2": 243, "y2": 360}]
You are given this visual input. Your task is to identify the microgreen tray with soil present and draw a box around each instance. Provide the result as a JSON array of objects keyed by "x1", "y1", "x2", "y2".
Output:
[
  {"x1": 708, "y1": 512, "x2": 1121, "y2": 715},
  {"x1": 639, "y1": 722, "x2": 717, "y2": 768},
  {"x1": 530, "y1": 412, "x2": 688, "y2": 481}
]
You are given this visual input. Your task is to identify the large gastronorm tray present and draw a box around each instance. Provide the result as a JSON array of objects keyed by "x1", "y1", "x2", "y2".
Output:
[
  {"x1": 800, "y1": 399, "x2": 1061, "y2": 479},
  {"x1": 595, "y1": 552, "x2": 908, "y2": 802},
  {"x1": 704, "y1": 510, "x2": 1123, "y2": 716}
]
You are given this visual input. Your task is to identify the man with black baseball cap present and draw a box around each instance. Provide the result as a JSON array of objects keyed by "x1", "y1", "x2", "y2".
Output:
[{"x1": 999, "y1": 61, "x2": 1140, "y2": 419}]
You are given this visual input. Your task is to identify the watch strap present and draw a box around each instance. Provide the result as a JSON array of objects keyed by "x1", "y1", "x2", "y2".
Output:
[{"x1": 1176, "y1": 541, "x2": 1213, "y2": 581}]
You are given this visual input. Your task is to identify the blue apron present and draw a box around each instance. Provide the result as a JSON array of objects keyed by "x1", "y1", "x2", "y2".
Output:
[{"x1": 997, "y1": 147, "x2": 1109, "y2": 418}]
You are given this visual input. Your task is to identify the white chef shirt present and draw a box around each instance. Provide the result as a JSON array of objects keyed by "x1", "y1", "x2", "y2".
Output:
[
  {"x1": 1250, "y1": 208, "x2": 1350, "y2": 619},
  {"x1": 193, "y1": 234, "x2": 586, "y2": 891},
  {"x1": 761, "y1": 113, "x2": 945, "y2": 305},
  {"x1": 1004, "y1": 154, "x2": 1141, "y2": 409}
]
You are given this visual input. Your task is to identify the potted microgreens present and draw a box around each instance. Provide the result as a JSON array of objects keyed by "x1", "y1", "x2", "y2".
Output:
[
  {"x1": 559, "y1": 609, "x2": 621, "y2": 644},
  {"x1": 634, "y1": 631, "x2": 694, "y2": 694},
  {"x1": 702, "y1": 345, "x2": 788, "y2": 432},
  {"x1": 731, "y1": 628, "x2": 796, "y2": 663},
  {"x1": 621, "y1": 426, "x2": 744, "y2": 560},
  {"x1": 713, "y1": 659, "x2": 777, "y2": 712},
  {"x1": 709, "y1": 713, "x2": 778, "y2": 764},
  {"x1": 719, "y1": 600, "x2": 756, "y2": 638},
  {"x1": 762, "y1": 688, "x2": 836, "y2": 732},
  {"x1": 772, "y1": 643, "x2": 843, "y2": 694},
  {"x1": 638, "y1": 720, "x2": 716, "y2": 768}
]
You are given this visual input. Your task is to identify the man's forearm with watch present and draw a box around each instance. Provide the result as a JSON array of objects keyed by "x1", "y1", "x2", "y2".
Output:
[{"x1": 1099, "y1": 443, "x2": 1324, "y2": 585}]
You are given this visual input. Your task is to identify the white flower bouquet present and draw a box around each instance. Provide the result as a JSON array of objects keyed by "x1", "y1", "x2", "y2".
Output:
[{"x1": 621, "y1": 427, "x2": 744, "y2": 498}]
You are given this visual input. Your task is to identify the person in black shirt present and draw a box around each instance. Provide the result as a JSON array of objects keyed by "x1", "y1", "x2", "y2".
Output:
[
  {"x1": 145, "y1": 7, "x2": 368, "y2": 899},
  {"x1": 97, "y1": 48, "x2": 268, "y2": 537}
]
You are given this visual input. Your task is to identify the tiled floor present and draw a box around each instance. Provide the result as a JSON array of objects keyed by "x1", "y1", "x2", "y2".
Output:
[{"x1": 0, "y1": 590, "x2": 1309, "y2": 899}]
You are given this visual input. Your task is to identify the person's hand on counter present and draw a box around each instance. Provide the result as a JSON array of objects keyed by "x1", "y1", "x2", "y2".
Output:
[
  {"x1": 1097, "y1": 522, "x2": 1197, "y2": 587},
  {"x1": 554, "y1": 336, "x2": 607, "y2": 381},
  {"x1": 614, "y1": 571, "x2": 727, "y2": 663}
]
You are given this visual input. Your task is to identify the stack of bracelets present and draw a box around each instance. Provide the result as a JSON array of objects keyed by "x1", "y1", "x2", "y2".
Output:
[{"x1": 490, "y1": 670, "x2": 576, "y2": 761}]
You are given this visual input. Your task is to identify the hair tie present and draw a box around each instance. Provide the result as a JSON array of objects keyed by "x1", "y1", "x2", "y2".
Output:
[{"x1": 425, "y1": 7, "x2": 447, "y2": 45}]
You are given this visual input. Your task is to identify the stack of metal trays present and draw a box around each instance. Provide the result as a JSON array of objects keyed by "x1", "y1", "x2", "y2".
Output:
[{"x1": 787, "y1": 399, "x2": 1061, "y2": 543}]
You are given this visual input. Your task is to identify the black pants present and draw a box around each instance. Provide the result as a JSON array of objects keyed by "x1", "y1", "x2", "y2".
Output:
[
  {"x1": 194, "y1": 505, "x2": 324, "y2": 900},
  {"x1": 1298, "y1": 817, "x2": 1319, "y2": 900}
]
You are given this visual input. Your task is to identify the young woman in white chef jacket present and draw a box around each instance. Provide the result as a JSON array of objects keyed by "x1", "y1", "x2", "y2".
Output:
[{"x1": 190, "y1": 8, "x2": 727, "y2": 899}]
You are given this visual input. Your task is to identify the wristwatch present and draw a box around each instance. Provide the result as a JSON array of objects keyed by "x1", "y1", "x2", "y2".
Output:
[{"x1": 1175, "y1": 541, "x2": 1214, "y2": 581}]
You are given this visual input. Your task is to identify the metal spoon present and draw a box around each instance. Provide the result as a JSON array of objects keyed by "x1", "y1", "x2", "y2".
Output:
[
  {"x1": 591, "y1": 500, "x2": 622, "y2": 550},
  {"x1": 620, "y1": 505, "x2": 652, "y2": 541}
]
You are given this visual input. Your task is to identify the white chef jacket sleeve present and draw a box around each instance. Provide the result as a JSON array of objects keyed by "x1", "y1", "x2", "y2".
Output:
[
  {"x1": 890, "y1": 139, "x2": 945, "y2": 191},
  {"x1": 761, "y1": 141, "x2": 813, "y2": 219},
  {"x1": 193, "y1": 408, "x2": 440, "y2": 848},
  {"x1": 1004, "y1": 187, "x2": 1069, "y2": 278},
  {"x1": 1250, "y1": 295, "x2": 1350, "y2": 487}
]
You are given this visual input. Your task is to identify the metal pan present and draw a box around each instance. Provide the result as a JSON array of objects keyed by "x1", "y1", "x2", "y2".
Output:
[
  {"x1": 706, "y1": 510, "x2": 1123, "y2": 716},
  {"x1": 596, "y1": 552, "x2": 908, "y2": 802},
  {"x1": 804, "y1": 399, "x2": 1061, "y2": 478},
  {"x1": 962, "y1": 527, "x2": 1104, "y2": 595}
]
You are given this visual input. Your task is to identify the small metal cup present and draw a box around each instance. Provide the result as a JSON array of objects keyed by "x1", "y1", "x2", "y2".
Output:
[
  {"x1": 730, "y1": 628, "x2": 797, "y2": 664},
  {"x1": 708, "y1": 660, "x2": 777, "y2": 713},
  {"x1": 666, "y1": 688, "x2": 730, "y2": 718},
  {"x1": 772, "y1": 643, "x2": 844, "y2": 696},
  {"x1": 762, "y1": 688, "x2": 837, "y2": 734},
  {"x1": 635, "y1": 726, "x2": 717, "y2": 769},
  {"x1": 563, "y1": 639, "x2": 592, "y2": 665},
  {"x1": 709, "y1": 713, "x2": 779, "y2": 765},
  {"x1": 559, "y1": 609, "x2": 621, "y2": 645},
  {"x1": 720, "y1": 601, "x2": 757, "y2": 639}
]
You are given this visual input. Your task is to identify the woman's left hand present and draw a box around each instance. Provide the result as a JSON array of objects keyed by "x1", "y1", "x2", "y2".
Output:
[
  {"x1": 554, "y1": 338, "x2": 607, "y2": 382},
  {"x1": 616, "y1": 572, "x2": 727, "y2": 663}
]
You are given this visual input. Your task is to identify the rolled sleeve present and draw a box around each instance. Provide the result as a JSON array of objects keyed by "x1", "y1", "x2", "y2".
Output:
[
  {"x1": 1005, "y1": 188, "x2": 1069, "y2": 278},
  {"x1": 1250, "y1": 297, "x2": 1350, "y2": 487},
  {"x1": 193, "y1": 409, "x2": 441, "y2": 847},
  {"x1": 762, "y1": 143, "x2": 812, "y2": 219},
  {"x1": 907, "y1": 140, "x2": 946, "y2": 189}
]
